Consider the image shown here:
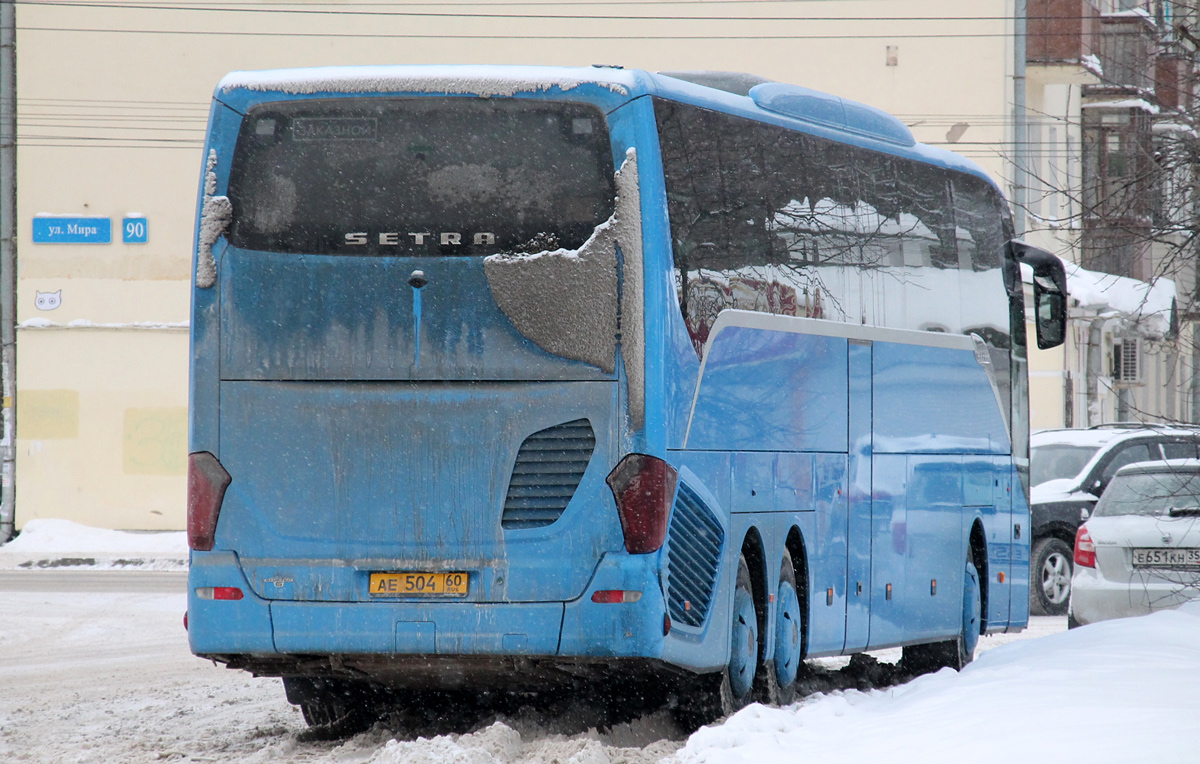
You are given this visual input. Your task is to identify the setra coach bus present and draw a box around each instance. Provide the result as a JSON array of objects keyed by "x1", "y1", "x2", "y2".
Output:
[{"x1": 185, "y1": 65, "x2": 1067, "y2": 729}]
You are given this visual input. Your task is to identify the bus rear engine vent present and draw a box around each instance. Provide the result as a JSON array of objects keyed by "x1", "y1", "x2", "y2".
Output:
[
  {"x1": 666, "y1": 483, "x2": 724, "y2": 628},
  {"x1": 501, "y1": 419, "x2": 596, "y2": 529}
]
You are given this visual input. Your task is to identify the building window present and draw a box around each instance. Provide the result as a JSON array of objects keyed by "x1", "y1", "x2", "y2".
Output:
[{"x1": 1113, "y1": 338, "x2": 1141, "y2": 384}]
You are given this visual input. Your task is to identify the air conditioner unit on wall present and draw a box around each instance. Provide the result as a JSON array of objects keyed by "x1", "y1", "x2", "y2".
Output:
[{"x1": 1112, "y1": 338, "x2": 1142, "y2": 385}]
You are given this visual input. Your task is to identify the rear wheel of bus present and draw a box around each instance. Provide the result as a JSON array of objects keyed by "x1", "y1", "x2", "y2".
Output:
[
  {"x1": 283, "y1": 677, "x2": 379, "y2": 737},
  {"x1": 672, "y1": 555, "x2": 758, "y2": 729},
  {"x1": 772, "y1": 549, "x2": 803, "y2": 704}
]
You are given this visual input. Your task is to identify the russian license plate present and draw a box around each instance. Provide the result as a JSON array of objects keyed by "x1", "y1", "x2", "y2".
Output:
[
  {"x1": 369, "y1": 571, "x2": 469, "y2": 597},
  {"x1": 1131, "y1": 548, "x2": 1200, "y2": 568}
]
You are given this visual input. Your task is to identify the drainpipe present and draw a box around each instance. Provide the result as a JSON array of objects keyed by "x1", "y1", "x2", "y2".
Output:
[
  {"x1": 1013, "y1": 0, "x2": 1029, "y2": 237},
  {"x1": 1086, "y1": 317, "x2": 1105, "y2": 426},
  {"x1": 1192, "y1": 312, "x2": 1200, "y2": 422},
  {"x1": 0, "y1": 0, "x2": 14, "y2": 542}
]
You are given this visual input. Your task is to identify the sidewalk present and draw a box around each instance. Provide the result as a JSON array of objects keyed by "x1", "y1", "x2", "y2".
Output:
[{"x1": 0, "y1": 519, "x2": 187, "y2": 571}]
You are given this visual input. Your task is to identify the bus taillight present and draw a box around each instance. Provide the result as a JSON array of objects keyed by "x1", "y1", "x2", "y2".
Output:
[
  {"x1": 605, "y1": 454, "x2": 678, "y2": 554},
  {"x1": 195, "y1": 587, "x2": 244, "y2": 601},
  {"x1": 188, "y1": 452, "x2": 232, "y2": 551}
]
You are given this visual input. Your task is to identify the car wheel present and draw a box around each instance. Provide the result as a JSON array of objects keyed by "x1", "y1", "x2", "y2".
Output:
[{"x1": 1031, "y1": 537, "x2": 1073, "y2": 616}]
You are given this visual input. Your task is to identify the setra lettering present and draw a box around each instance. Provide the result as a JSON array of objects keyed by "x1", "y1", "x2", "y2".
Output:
[{"x1": 343, "y1": 231, "x2": 499, "y2": 247}]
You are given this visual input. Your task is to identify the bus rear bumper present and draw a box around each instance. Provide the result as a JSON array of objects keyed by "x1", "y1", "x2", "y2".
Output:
[
  {"x1": 189, "y1": 552, "x2": 671, "y2": 672},
  {"x1": 188, "y1": 551, "x2": 276, "y2": 655}
]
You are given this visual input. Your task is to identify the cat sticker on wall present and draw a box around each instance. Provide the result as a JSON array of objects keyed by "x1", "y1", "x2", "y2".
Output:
[{"x1": 35, "y1": 290, "x2": 62, "y2": 311}]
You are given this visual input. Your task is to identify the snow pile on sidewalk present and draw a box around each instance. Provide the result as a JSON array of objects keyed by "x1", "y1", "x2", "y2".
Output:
[
  {"x1": 670, "y1": 603, "x2": 1200, "y2": 764},
  {"x1": 0, "y1": 518, "x2": 187, "y2": 571}
]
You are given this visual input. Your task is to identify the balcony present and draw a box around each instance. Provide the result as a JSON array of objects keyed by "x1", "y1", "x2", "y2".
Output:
[
  {"x1": 1028, "y1": 0, "x2": 1101, "y2": 65},
  {"x1": 1093, "y1": 12, "x2": 1157, "y2": 92},
  {"x1": 1155, "y1": 46, "x2": 1196, "y2": 111}
]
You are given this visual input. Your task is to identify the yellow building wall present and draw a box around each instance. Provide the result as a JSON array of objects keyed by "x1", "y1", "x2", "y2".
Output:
[{"x1": 15, "y1": 0, "x2": 1016, "y2": 529}]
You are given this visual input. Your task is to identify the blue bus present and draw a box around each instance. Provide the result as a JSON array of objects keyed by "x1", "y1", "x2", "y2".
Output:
[{"x1": 186, "y1": 65, "x2": 1067, "y2": 729}]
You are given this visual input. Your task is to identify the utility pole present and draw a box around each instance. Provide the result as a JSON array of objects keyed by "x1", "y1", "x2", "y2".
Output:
[
  {"x1": 1013, "y1": 0, "x2": 1028, "y2": 238},
  {"x1": 0, "y1": 0, "x2": 15, "y2": 542}
]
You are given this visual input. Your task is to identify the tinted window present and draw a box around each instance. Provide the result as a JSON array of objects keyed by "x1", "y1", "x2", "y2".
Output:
[
  {"x1": 654, "y1": 98, "x2": 1010, "y2": 360},
  {"x1": 1100, "y1": 444, "x2": 1153, "y2": 483},
  {"x1": 1162, "y1": 442, "x2": 1200, "y2": 459},
  {"x1": 1094, "y1": 470, "x2": 1200, "y2": 517},
  {"x1": 228, "y1": 98, "x2": 615, "y2": 256},
  {"x1": 1031, "y1": 444, "x2": 1100, "y2": 486}
]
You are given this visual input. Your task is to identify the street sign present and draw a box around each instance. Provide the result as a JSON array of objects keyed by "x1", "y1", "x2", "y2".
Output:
[
  {"x1": 122, "y1": 216, "x2": 148, "y2": 244},
  {"x1": 32, "y1": 217, "x2": 112, "y2": 244}
]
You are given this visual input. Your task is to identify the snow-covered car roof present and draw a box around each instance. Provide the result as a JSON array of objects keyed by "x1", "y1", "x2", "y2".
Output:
[
  {"x1": 1031, "y1": 427, "x2": 1200, "y2": 500},
  {"x1": 1032, "y1": 425, "x2": 1200, "y2": 448},
  {"x1": 1113, "y1": 458, "x2": 1200, "y2": 477}
]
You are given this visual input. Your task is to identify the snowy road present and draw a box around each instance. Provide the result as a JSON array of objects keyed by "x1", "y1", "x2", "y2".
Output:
[
  {"x1": 0, "y1": 569, "x2": 1069, "y2": 764},
  {"x1": 0, "y1": 570, "x2": 186, "y2": 593},
  {"x1": 4, "y1": 522, "x2": 1197, "y2": 763}
]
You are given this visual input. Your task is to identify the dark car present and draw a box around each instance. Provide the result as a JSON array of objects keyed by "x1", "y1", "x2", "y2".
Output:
[{"x1": 1029, "y1": 424, "x2": 1200, "y2": 615}]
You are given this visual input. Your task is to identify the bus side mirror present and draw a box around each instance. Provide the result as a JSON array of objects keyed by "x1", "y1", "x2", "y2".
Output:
[{"x1": 1010, "y1": 241, "x2": 1068, "y2": 350}]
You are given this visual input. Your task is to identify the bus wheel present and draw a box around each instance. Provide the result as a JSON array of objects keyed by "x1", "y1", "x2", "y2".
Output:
[
  {"x1": 900, "y1": 558, "x2": 981, "y2": 675},
  {"x1": 728, "y1": 554, "x2": 759, "y2": 703},
  {"x1": 283, "y1": 677, "x2": 377, "y2": 739},
  {"x1": 773, "y1": 550, "x2": 802, "y2": 704},
  {"x1": 670, "y1": 555, "x2": 758, "y2": 730}
]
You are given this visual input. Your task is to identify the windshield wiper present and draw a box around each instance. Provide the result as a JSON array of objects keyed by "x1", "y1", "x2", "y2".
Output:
[{"x1": 1168, "y1": 507, "x2": 1200, "y2": 517}]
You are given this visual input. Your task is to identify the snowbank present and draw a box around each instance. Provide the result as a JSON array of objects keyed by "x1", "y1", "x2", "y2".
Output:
[
  {"x1": 0, "y1": 518, "x2": 187, "y2": 570},
  {"x1": 671, "y1": 603, "x2": 1200, "y2": 764}
]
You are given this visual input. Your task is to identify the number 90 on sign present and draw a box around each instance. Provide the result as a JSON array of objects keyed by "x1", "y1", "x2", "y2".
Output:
[{"x1": 123, "y1": 217, "x2": 148, "y2": 244}]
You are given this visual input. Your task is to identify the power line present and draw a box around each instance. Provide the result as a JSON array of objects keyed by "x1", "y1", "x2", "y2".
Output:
[
  {"x1": 18, "y1": 26, "x2": 1036, "y2": 39},
  {"x1": 16, "y1": 0, "x2": 935, "y2": 6},
  {"x1": 15, "y1": 0, "x2": 1026, "y2": 22}
]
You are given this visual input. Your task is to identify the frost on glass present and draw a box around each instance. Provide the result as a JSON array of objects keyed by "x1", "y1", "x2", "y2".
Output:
[
  {"x1": 196, "y1": 149, "x2": 231, "y2": 289},
  {"x1": 484, "y1": 150, "x2": 645, "y2": 425},
  {"x1": 224, "y1": 98, "x2": 614, "y2": 258}
]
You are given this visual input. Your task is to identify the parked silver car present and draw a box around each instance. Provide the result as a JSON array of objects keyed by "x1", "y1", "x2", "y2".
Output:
[
  {"x1": 1030, "y1": 425, "x2": 1200, "y2": 616},
  {"x1": 1068, "y1": 459, "x2": 1200, "y2": 628}
]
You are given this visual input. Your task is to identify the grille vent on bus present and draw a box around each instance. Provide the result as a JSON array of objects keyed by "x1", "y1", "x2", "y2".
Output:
[
  {"x1": 501, "y1": 419, "x2": 596, "y2": 530},
  {"x1": 666, "y1": 483, "x2": 725, "y2": 628}
]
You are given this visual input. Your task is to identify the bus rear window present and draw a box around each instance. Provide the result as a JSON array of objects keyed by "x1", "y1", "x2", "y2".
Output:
[{"x1": 226, "y1": 98, "x2": 616, "y2": 256}]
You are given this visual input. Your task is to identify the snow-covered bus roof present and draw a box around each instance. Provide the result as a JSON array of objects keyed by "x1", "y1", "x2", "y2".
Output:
[{"x1": 217, "y1": 64, "x2": 638, "y2": 98}]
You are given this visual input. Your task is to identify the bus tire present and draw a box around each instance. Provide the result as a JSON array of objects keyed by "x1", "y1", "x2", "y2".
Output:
[
  {"x1": 671, "y1": 555, "x2": 757, "y2": 730},
  {"x1": 728, "y1": 554, "x2": 759, "y2": 704},
  {"x1": 283, "y1": 677, "x2": 377, "y2": 738},
  {"x1": 772, "y1": 549, "x2": 803, "y2": 705},
  {"x1": 900, "y1": 558, "x2": 981, "y2": 674}
]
